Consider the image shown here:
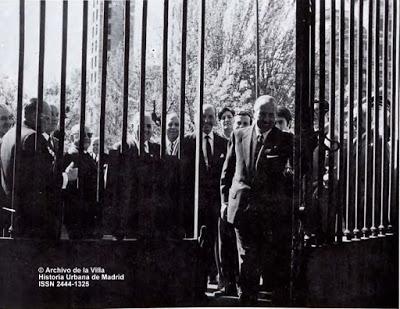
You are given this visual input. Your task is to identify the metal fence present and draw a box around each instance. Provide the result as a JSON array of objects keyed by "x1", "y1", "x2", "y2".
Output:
[{"x1": 295, "y1": 0, "x2": 399, "y2": 245}]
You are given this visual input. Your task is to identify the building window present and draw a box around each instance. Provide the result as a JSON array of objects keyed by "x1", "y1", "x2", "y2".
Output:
[
  {"x1": 107, "y1": 38, "x2": 111, "y2": 51},
  {"x1": 96, "y1": 24, "x2": 98, "y2": 35},
  {"x1": 91, "y1": 42, "x2": 94, "y2": 53},
  {"x1": 94, "y1": 72, "x2": 96, "y2": 83},
  {"x1": 95, "y1": 40, "x2": 97, "y2": 51},
  {"x1": 96, "y1": 9, "x2": 98, "y2": 20},
  {"x1": 108, "y1": 7, "x2": 112, "y2": 19},
  {"x1": 91, "y1": 57, "x2": 93, "y2": 69},
  {"x1": 91, "y1": 73, "x2": 93, "y2": 82},
  {"x1": 108, "y1": 23, "x2": 111, "y2": 35},
  {"x1": 94, "y1": 56, "x2": 97, "y2": 67},
  {"x1": 92, "y1": 26, "x2": 94, "y2": 37}
]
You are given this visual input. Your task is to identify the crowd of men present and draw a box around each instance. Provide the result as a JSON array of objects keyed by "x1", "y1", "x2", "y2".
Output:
[{"x1": 0, "y1": 96, "x2": 294, "y2": 305}]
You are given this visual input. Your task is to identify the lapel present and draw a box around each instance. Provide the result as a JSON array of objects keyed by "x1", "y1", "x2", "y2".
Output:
[
  {"x1": 255, "y1": 127, "x2": 278, "y2": 170},
  {"x1": 242, "y1": 125, "x2": 254, "y2": 172}
]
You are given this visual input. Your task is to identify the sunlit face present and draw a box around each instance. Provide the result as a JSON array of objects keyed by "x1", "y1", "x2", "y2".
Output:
[
  {"x1": 275, "y1": 116, "x2": 289, "y2": 132},
  {"x1": 135, "y1": 115, "x2": 153, "y2": 142},
  {"x1": 220, "y1": 111, "x2": 234, "y2": 133},
  {"x1": 71, "y1": 126, "x2": 93, "y2": 151},
  {"x1": 254, "y1": 98, "x2": 276, "y2": 132},
  {"x1": 91, "y1": 139, "x2": 99, "y2": 155},
  {"x1": 202, "y1": 105, "x2": 216, "y2": 134},
  {"x1": 0, "y1": 107, "x2": 13, "y2": 137},
  {"x1": 48, "y1": 105, "x2": 59, "y2": 133},
  {"x1": 40, "y1": 103, "x2": 52, "y2": 134},
  {"x1": 234, "y1": 115, "x2": 251, "y2": 129},
  {"x1": 166, "y1": 114, "x2": 179, "y2": 142}
]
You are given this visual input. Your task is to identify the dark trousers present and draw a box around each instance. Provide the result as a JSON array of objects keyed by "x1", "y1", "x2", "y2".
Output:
[
  {"x1": 235, "y1": 212, "x2": 291, "y2": 304},
  {"x1": 218, "y1": 217, "x2": 238, "y2": 288}
]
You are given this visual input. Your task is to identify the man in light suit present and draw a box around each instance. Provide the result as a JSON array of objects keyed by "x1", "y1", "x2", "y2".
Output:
[
  {"x1": 1, "y1": 98, "x2": 77, "y2": 239},
  {"x1": 220, "y1": 95, "x2": 293, "y2": 305},
  {"x1": 0, "y1": 103, "x2": 14, "y2": 235},
  {"x1": 165, "y1": 112, "x2": 180, "y2": 156}
]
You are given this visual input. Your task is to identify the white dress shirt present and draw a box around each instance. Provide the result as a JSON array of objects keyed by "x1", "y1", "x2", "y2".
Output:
[{"x1": 252, "y1": 126, "x2": 271, "y2": 170}]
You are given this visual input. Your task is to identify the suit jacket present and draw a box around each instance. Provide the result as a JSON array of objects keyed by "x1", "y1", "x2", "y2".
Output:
[
  {"x1": 220, "y1": 125, "x2": 292, "y2": 227},
  {"x1": 105, "y1": 139, "x2": 182, "y2": 239},
  {"x1": 1, "y1": 123, "x2": 63, "y2": 239},
  {"x1": 113, "y1": 139, "x2": 161, "y2": 159},
  {"x1": 63, "y1": 146, "x2": 98, "y2": 208},
  {"x1": 181, "y1": 132, "x2": 228, "y2": 235},
  {"x1": 165, "y1": 138, "x2": 180, "y2": 156}
]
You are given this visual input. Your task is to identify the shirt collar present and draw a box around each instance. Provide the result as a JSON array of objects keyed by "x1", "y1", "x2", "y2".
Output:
[
  {"x1": 203, "y1": 131, "x2": 214, "y2": 141},
  {"x1": 167, "y1": 137, "x2": 179, "y2": 145},
  {"x1": 42, "y1": 132, "x2": 50, "y2": 141},
  {"x1": 254, "y1": 125, "x2": 272, "y2": 140}
]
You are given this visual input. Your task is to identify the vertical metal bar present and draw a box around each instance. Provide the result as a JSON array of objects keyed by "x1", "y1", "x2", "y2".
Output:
[
  {"x1": 387, "y1": 0, "x2": 398, "y2": 235},
  {"x1": 371, "y1": 0, "x2": 380, "y2": 238},
  {"x1": 362, "y1": 0, "x2": 374, "y2": 239},
  {"x1": 160, "y1": 0, "x2": 169, "y2": 158},
  {"x1": 339, "y1": 0, "x2": 348, "y2": 240},
  {"x1": 122, "y1": 0, "x2": 130, "y2": 153},
  {"x1": 178, "y1": 0, "x2": 187, "y2": 159},
  {"x1": 58, "y1": 1, "x2": 68, "y2": 161},
  {"x1": 79, "y1": 1, "x2": 88, "y2": 155},
  {"x1": 35, "y1": 0, "x2": 46, "y2": 147},
  {"x1": 11, "y1": 0, "x2": 25, "y2": 237},
  {"x1": 328, "y1": 0, "x2": 338, "y2": 243},
  {"x1": 346, "y1": 0, "x2": 355, "y2": 241},
  {"x1": 317, "y1": 0, "x2": 326, "y2": 243},
  {"x1": 306, "y1": 0, "x2": 315, "y2": 243},
  {"x1": 354, "y1": 0, "x2": 363, "y2": 239},
  {"x1": 139, "y1": 0, "x2": 148, "y2": 156},
  {"x1": 98, "y1": 0, "x2": 109, "y2": 203},
  {"x1": 194, "y1": 0, "x2": 206, "y2": 239},
  {"x1": 255, "y1": 0, "x2": 260, "y2": 97},
  {"x1": 379, "y1": 0, "x2": 389, "y2": 236},
  {"x1": 293, "y1": 0, "x2": 309, "y2": 301}
]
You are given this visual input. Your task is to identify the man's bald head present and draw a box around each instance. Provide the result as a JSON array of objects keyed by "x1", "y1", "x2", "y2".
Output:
[
  {"x1": 48, "y1": 104, "x2": 59, "y2": 134},
  {"x1": 0, "y1": 103, "x2": 13, "y2": 137},
  {"x1": 24, "y1": 98, "x2": 51, "y2": 133},
  {"x1": 166, "y1": 112, "x2": 180, "y2": 142},
  {"x1": 253, "y1": 95, "x2": 277, "y2": 132},
  {"x1": 202, "y1": 104, "x2": 216, "y2": 134}
]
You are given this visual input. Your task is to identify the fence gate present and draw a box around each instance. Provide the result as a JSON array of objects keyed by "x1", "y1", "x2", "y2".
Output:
[{"x1": 293, "y1": 0, "x2": 399, "y2": 305}]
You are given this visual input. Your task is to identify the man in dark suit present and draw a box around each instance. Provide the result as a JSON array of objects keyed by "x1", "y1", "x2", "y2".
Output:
[
  {"x1": 63, "y1": 124, "x2": 100, "y2": 239},
  {"x1": 165, "y1": 112, "x2": 180, "y2": 156},
  {"x1": 113, "y1": 112, "x2": 160, "y2": 158},
  {"x1": 182, "y1": 103, "x2": 228, "y2": 289},
  {"x1": 220, "y1": 95, "x2": 293, "y2": 305},
  {"x1": 1, "y1": 98, "x2": 77, "y2": 239}
]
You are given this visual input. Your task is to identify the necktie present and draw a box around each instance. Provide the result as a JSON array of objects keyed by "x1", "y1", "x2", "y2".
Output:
[
  {"x1": 170, "y1": 141, "x2": 175, "y2": 155},
  {"x1": 205, "y1": 135, "x2": 212, "y2": 169},
  {"x1": 254, "y1": 134, "x2": 264, "y2": 170}
]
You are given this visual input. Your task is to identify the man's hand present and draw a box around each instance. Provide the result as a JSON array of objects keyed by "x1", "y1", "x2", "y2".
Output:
[
  {"x1": 65, "y1": 162, "x2": 78, "y2": 182},
  {"x1": 220, "y1": 202, "x2": 228, "y2": 220}
]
